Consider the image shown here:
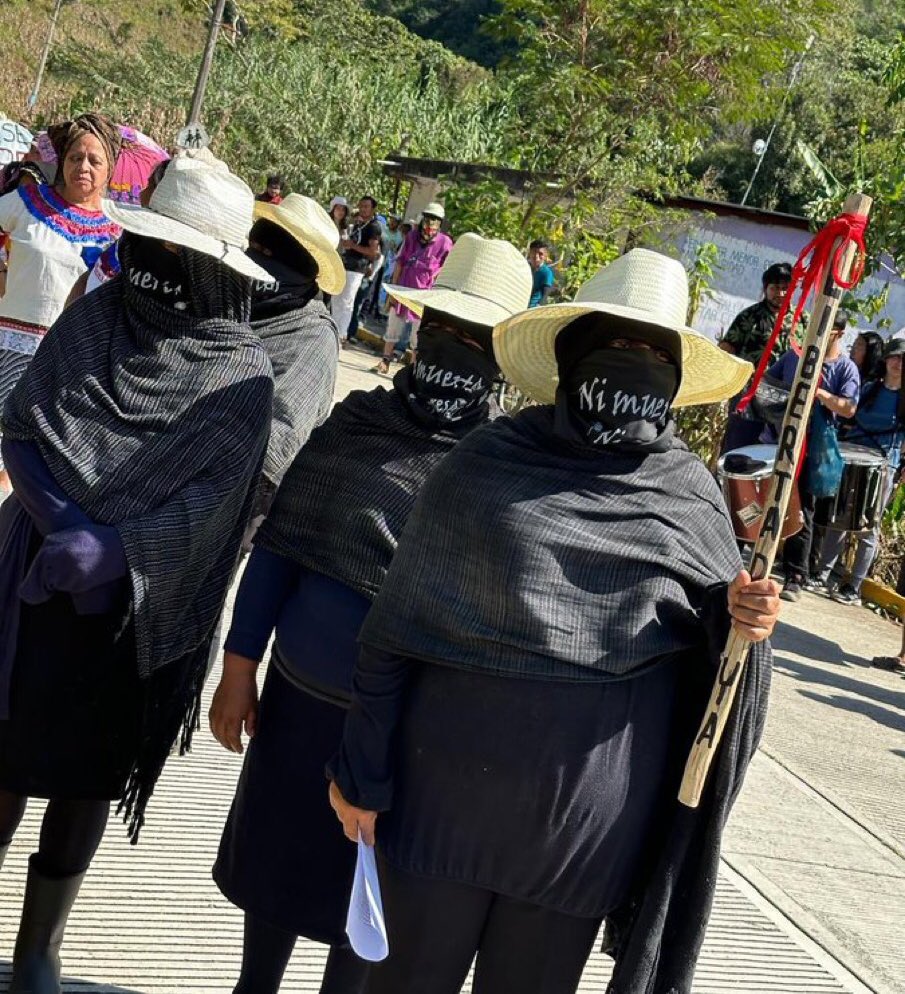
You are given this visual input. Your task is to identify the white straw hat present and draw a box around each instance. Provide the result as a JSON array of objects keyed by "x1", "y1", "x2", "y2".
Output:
[
  {"x1": 102, "y1": 151, "x2": 270, "y2": 282},
  {"x1": 385, "y1": 232, "x2": 532, "y2": 327},
  {"x1": 254, "y1": 193, "x2": 345, "y2": 295},
  {"x1": 493, "y1": 248, "x2": 753, "y2": 408},
  {"x1": 420, "y1": 201, "x2": 445, "y2": 220}
]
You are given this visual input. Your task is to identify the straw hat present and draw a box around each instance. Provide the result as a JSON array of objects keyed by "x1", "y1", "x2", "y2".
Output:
[
  {"x1": 493, "y1": 248, "x2": 753, "y2": 408},
  {"x1": 254, "y1": 193, "x2": 345, "y2": 295},
  {"x1": 102, "y1": 151, "x2": 270, "y2": 282},
  {"x1": 384, "y1": 232, "x2": 532, "y2": 327}
]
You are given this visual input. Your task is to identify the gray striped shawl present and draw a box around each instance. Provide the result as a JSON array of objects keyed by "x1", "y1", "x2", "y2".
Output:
[
  {"x1": 253, "y1": 299, "x2": 339, "y2": 485},
  {"x1": 2, "y1": 244, "x2": 273, "y2": 838},
  {"x1": 359, "y1": 404, "x2": 743, "y2": 679},
  {"x1": 257, "y1": 372, "x2": 500, "y2": 599},
  {"x1": 3, "y1": 267, "x2": 273, "y2": 681}
]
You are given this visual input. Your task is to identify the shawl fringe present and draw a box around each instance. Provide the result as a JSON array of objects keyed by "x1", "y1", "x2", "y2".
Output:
[{"x1": 118, "y1": 637, "x2": 210, "y2": 843}]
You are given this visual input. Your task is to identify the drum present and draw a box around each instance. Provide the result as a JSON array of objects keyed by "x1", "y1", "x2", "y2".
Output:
[
  {"x1": 747, "y1": 374, "x2": 790, "y2": 431},
  {"x1": 717, "y1": 444, "x2": 804, "y2": 542},
  {"x1": 816, "y1": 443, "x2": 888, "y2": 533}
]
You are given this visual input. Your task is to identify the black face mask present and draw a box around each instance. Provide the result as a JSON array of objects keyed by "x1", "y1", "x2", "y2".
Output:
[
  {"x1": 122, "y1": 234, "x2": 190, "y2": 311},
  {"x1": 555, "y1": 348, "x2": 678, "y2": 449},
  {"x1": 247, "y1": 248, "x2": 318, "y2": 318},
  {"x1": 406, "y1": 324, "x2": 497, "y2": 424}
]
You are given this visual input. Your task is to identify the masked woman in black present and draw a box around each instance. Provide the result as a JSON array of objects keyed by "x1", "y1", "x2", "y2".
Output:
[
  {"x1": 328, "y1": 249, "x2": 782, "y2": 994},
  {"x1": 209, "y1": 234, "x2": 532, "y2": 994},
  {"x1": 241, "y1": 193, "x2": 347, "y2": 539},
  {"x1": 0, "y1": 152, "x2": 274, "y2": 994}
]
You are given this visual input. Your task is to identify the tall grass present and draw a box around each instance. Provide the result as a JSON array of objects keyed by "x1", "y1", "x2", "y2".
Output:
[{"x1": 47, "y1": 33, "x2": 519, "y2": 201}]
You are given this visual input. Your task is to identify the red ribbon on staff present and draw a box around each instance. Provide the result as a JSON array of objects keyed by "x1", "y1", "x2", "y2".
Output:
[{"x1": 736, "y1": 211, "x2": 869, "y2": 414}]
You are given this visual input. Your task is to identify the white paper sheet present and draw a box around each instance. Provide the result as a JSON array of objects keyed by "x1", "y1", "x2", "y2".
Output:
[{"x1": 345, "y1": 832, "x2": 389, "y2": 962}]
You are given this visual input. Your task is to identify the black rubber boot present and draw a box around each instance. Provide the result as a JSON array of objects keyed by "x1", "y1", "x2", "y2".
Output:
[{"x1": 10, "y1": 855, "x2": 86, "y2": 994}]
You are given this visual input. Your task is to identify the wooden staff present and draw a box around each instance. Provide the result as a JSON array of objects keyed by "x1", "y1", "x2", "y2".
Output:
[{"x1": 678, "y1": 191, "x2": 872, "y2": 809}]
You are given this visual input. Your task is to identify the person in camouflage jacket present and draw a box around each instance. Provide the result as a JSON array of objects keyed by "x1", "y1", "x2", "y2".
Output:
[{"x1": 719, "y1": 261, "x2": 806, "y2": 451}]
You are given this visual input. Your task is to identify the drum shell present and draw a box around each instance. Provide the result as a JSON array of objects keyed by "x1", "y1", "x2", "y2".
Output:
[
  {"x1": 719, "y1": 472, "x2": 804, "y2": 542},
  {"x1": 815, "y1": 444, "x2": 888, "y2": 534}
]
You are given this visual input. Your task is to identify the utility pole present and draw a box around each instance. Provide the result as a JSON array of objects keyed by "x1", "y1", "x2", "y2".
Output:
[
  {"x1": 28, "y1": 0, "x2": 66, "y2": 111},
  {"x1": 741, "y1": 34, "x2": 816, "y2": 207},
  {"x1": 186, "y1": 0, "x2": 228, "y2": 127}
]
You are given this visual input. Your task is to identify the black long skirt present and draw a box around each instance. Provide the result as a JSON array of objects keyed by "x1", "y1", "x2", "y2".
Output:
[
  {"x1": 0, "y1": 586, "x2": 140, "y2": 800},
  {"x1": 378, "y1": 656, "x2": 682, "y2": 918},
  {"x1": 213, "y1": 660, "x2": 355, "y2": 945}
]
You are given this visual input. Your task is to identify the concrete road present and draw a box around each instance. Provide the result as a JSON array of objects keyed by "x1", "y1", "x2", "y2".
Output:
[{"x1": 1, "y1": 345, "x2": 902, "y2": 992}]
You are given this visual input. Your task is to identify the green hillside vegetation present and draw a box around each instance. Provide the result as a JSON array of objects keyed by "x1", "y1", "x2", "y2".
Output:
[
  {"x1": 364, "y1": 0, "x2": 508, "y2": 66},
  {"x1": 3, "y1": 0, "x2": 509, "y2": 202},
  {"x1": 6, "y1": 0, "x2": 905, "y2": 275}
]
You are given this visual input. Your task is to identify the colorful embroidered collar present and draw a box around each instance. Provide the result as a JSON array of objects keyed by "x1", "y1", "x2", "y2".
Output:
[{"x1": 18, "y1": 183, "x2": 121, "y2": 245}]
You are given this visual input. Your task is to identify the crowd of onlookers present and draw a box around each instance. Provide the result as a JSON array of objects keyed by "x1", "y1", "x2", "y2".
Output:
[
  {"x1": 717, "y1": 261, "x2": 905, "y2": 634},
  {"x1": 255, "y1": 174, "x2": 560, "y2": 374}
]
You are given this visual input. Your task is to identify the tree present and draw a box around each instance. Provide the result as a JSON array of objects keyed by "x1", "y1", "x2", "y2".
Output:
[
  {"x1": 434, "y1": 0, "x2": 833, "y2": 262},
  {"x1": 364, "y1": 0, "x2": 510, "y2": 66}
]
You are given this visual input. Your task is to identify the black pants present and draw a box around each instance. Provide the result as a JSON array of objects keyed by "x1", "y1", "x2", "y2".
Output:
[
  {"x1": 365, "y1": 860, "x2": 602, "y2": 994},
  {"x1": 348, "y1": 280, "x2": 371, "y2": 339},
  {"x1": 783, "y1": 490, "x2": 833, "y2": 582}
]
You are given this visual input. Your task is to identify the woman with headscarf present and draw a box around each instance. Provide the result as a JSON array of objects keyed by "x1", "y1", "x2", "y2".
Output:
[
  {"x1": 0, "y1": 113, "x2": 123, "y2": 495},
  {"x1": 328, "y1": 249, "x2": 782, "y2": 994},
  {"x1": 209, "y1": 234, "x2": 532, "y2": 994},
  {"x1": 0, "y1": 152, "x2": 274, "y2": 994}
]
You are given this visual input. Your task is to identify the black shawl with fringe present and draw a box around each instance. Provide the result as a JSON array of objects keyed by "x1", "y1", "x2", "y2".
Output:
[{"x1": 2, "y1": 238, "x2": 273, "y2": 838}]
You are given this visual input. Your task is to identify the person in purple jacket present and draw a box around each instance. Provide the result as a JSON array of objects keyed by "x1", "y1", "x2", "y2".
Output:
[{"x1": 374, "y1": 202, "x2": 452, "y2": 374}]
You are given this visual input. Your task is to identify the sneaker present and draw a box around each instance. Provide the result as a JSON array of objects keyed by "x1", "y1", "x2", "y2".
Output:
[
  {"x1": 831, "y1": 583, "x2": 860, "y2": 605},
  {"x1": 780, "y1": 581, "x2": 802, "y2": 603},
  {"x1": 802, "y1": 575, "x2": 824, "y2": 592}
]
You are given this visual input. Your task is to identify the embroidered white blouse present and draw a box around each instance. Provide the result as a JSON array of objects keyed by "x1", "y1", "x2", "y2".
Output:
[{"x1": 0, "y1": 183, "x2": 120, "y2": 337}]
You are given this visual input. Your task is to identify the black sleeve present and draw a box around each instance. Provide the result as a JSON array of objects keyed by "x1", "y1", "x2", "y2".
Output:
[{"x1": 326, "y1": 644, "x2": 416, "y2": 811}]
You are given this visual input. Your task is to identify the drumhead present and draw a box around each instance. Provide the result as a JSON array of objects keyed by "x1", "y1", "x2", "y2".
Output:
[
  {"x1": 717, "y1": 444, "x2": 777, "y2": 479},
  {"x1": 838, "y1": 442, "x2": 887, "y2": 467}
]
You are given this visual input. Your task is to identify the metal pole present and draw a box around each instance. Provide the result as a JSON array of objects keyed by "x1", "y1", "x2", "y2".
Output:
[
  {"x1": 28, "y1": 0, "x2": 66, "y2": 110},
  {"x1": 186, "y1": 0, "x2": 228, "y2": 127},
  {"x1": 741, "y1": 33, "x2": 815, "y2": 207}
]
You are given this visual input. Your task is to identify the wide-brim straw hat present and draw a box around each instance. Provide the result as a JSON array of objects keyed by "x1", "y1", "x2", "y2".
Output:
[
  {"x1": 384, "y1": 232, "x2": 532, "y2": 328},
  {"x1": 102, "y1": 150, "x2": 270, "y2": 282},
  {"x1": 254, "y1": 193, "x2": 345, "y2": 294},
  {"x1": 493, "y1": 248, "x2": 753, "y2": 408}
]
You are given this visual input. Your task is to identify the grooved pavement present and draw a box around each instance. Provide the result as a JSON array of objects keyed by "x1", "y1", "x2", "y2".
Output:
[{"x1": 1, "y1": 347, "x2": 899, "y2": 992}]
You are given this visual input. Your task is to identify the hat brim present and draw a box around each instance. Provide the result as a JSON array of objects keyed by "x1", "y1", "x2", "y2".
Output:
[
  {"x1": 493, "y1": 302, "x2": 753, "y2": 408},
  {"x1": 253, "y1": 201, "x2": 346, "y2": 295},
  {"x1": 385, "y1": 284, "x2": 513, "y2": 329},
  {"x1": 102, "y1": 199, "x2": 271, "y2": 283}
]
